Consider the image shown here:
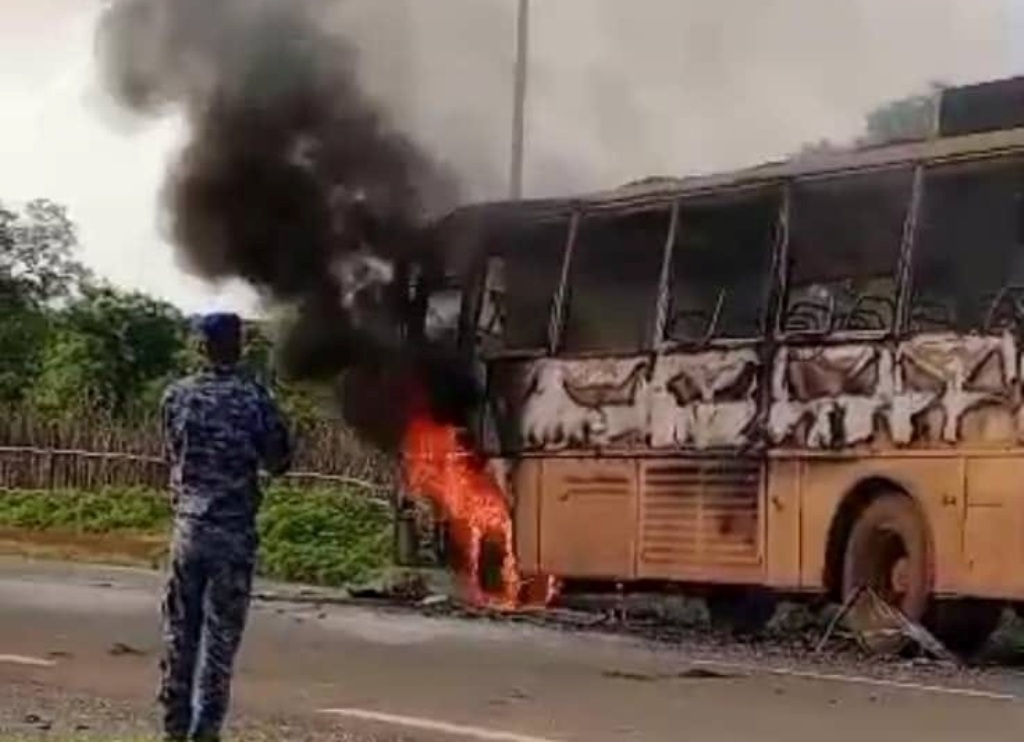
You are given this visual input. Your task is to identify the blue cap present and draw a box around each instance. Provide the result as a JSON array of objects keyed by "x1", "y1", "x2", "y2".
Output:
[{"x1": 191, "y1": 312, "x2": 242, "y2": 341}]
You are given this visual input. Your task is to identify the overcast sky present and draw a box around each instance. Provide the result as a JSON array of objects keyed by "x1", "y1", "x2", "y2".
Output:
[{"x1": 1, "y1": 0, "x2": 1021, "y2": 312}]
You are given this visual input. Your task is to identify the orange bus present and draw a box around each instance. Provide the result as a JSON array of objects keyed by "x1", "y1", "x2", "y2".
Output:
[{"x1": 404, "y1": 78, "x2": 1024, "y2": 655}]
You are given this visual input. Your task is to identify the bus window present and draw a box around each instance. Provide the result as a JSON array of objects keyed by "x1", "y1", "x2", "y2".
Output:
[
  {"x1": 482, "y1": 220, "x2": 570, "y2": 352},
  {"x1": 424, "y1": 284, "x2": 462, "y2": 346},
  {"x1": 784, "y1": 168, "x2": 915, "y2": 335},
  {"x1": 561, "y1": 209, "x2": 670, "y2": 353},
  {"x1": 910, "y1": 158, "x2": 1024, "y2": 334},
  {"x1": 667, "y1": 191, "x2": 779, "y2": 344}
]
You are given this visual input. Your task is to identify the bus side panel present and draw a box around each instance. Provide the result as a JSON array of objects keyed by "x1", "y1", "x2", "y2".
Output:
[
  {"x1": 797, "y1": 457, "x2": 964, "y2": 594},
  {"x1": 538, "y1": 458, "x2": 638, "y2": 580},
  {"x1": 963, "y1": 457, "x2": 1024, "y2": 600},
  {"x1": 764, "y1": 459, "x2": 802, "y2": 589},
  {"x1": 511, "y1": 458, "x2": 543, "y2": 576}
]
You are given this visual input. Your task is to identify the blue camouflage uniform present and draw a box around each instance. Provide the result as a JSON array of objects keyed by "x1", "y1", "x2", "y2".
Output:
[{"x1": 158, "y1": 313, "x2": 291, "y2": 742}]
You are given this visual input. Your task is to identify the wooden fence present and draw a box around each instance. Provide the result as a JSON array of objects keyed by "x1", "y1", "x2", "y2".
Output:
[{"x1": 0, "y1": 412, "x2": 394, "y2": 500}]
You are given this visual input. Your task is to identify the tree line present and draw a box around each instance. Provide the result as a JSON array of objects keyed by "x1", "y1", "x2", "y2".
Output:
[{"x1": 0, "y1": 198, "x2": 323, "y2": 427}]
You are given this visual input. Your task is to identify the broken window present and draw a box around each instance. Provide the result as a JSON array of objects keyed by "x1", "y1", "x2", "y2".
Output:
[
  {"x1": 909, "y1": 157, "x2": 1024, "y2": 334},
  {"x1": 478, "y1": 220, "x2": 570, "y2": 352},
  {"x1": 424, "y1": 282, "x2": 462, "y2": 346},
  {"x1": 666, "y1": 190, "x2": 780, "y2": 343},
  {"x1": 783, "y1": 168, "x2": 915, "y2": 334},
  {"x1": 561, "y1": 209, "x2": 669, "y2": 353}
]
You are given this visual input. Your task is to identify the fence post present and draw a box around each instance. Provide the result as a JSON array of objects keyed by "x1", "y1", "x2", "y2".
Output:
[{"x1": 44, "y1": 450, "x2": 55, "y2": 489}]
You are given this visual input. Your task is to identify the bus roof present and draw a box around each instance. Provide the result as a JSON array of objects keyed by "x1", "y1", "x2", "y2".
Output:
[{"x1": 442, "y1": 125, "x2": 1024, "y2": 227}]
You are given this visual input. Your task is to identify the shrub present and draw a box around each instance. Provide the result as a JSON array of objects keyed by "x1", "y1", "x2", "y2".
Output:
[
  {"x1": 257, "y1": 486, "x2": 393, "y2": 586},
  {"x1": 0, "y1": 487, "x2": 170, "y2": 532},
  {"x1": 0, "y1": 485, "x2": 393, "y2": 586}
]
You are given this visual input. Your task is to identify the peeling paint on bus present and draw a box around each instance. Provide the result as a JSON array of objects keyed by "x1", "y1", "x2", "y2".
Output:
[
  {"x1": 514, "y1": 348, "x2": 760, "y2": 451},
  {"x1": 504, "y1": 331, "x2": 1024, "y2": 452}
]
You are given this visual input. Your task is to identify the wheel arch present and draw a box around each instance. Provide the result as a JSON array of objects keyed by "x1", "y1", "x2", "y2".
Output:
[{"x1": 821, "y1": 474, "x2": 934, "y2": 601}]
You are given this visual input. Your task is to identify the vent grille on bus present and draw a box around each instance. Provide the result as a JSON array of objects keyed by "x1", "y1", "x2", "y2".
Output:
[{"x1": 638, "y1": 459, "x2": 761, "y2": 578}]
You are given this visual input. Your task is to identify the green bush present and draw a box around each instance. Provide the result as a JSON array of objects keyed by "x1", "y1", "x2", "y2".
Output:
[
  {"x1": 257, "y1": 486, "x2": 392, "y2": 586},
  {"x1": 0, "y1": 487, "x2": 170, "y2": 532},
  {"x1": 0, "y1": 485, "x2": 393, "y2": 586}
]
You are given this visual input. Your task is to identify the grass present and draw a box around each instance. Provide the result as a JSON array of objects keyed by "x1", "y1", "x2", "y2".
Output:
[
  {"x1": 0, "y1": 488, "x2": 169, "y2": 532},
  {"x1": 0, "y1": 485, "x2": 394, "y2": 587}
]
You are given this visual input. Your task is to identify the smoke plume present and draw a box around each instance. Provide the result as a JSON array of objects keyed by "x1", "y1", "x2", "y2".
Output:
[{"x1": 95, "y1": 0, "x2": 475, "y2": 448}]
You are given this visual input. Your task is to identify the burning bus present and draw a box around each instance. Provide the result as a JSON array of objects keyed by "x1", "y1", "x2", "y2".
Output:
[
  {"x1": 399, "y1": 76, "x2": 1024, "y2": 654},
  {"x1": 94, "y1": 0, "x2": 1024, "y2": 656}
]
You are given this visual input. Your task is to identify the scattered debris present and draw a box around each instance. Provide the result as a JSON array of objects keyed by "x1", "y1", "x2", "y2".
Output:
[
  {"x1": 815, "y1": 585, "x2": 866, "y2": 654},
  {"x1": 21, "y1": 712, "x2": 52, "y2": 731},
  {"x1": 602, "y1": 667, "x2": 738, "y2": 682},
  {"x1": 348, "y1": 585, "x2": 390, "y2": 600},
  {"x1": 677, "y1": 667, "x2": 737, "y2": 680},
  {"x1": 107, "y1": 642, "x2": 145, "y2": 657},
  {"x1": 815, "y1": 586, "x2": 960, "y2": 665}
]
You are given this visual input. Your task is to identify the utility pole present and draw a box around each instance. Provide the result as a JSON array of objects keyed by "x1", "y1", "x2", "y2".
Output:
[{"x1": 509, "y1": 0, "x2": 529, "y2": 200}]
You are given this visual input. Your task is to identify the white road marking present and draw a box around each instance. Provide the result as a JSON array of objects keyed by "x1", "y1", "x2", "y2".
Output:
[
  {"x1": 321, "y1": 708, "x2": 564, "y2": 742},
  {"x1": 690, "y1": 659, "x2": 1019, "y2": 701},
  {"x1": 0, "y1": 654, "x2": 57, "y2": 668}
]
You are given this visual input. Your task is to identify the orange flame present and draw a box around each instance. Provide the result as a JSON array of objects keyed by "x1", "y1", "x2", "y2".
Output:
[{"x1": 401, "y1": 386, "x2": 558, "y2": 610}]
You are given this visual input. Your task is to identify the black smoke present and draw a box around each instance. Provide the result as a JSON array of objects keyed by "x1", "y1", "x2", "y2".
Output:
[{"x1": 95, "y1": 0, "x2": 478, "y2": 449}]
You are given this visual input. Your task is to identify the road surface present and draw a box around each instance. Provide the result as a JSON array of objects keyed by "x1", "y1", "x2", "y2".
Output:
[{"x1": 1, "y1": 558, "x2": 1023, "y2": 741}]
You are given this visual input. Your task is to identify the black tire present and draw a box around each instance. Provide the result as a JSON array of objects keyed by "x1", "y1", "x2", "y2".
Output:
[
  {"x1": 926, "y1": 600, "x2": 1004, "y2": 658},
  {"x1": 706, "y1": 588, "x2": 778, "y2": 636},
  {"x1": 841, "y1": 491, "x2": 931, "y2": 655}
]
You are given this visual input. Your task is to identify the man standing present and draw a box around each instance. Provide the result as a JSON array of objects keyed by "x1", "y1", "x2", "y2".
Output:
[{"x1": 159, "y1": 312, "x2": 292, "y2": 742}]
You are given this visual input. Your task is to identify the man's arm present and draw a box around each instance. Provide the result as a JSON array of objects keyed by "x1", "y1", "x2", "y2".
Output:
[
  {"x1": 160, "y1": 383, "x2": 182, "y2": 465},
  {"x1": 254, "y1": 383, "x2": 293, "y2": 477}
]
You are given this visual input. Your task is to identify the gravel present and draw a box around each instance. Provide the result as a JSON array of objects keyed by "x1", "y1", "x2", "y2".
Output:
[
  {"x1": 380, "y1": 593, "x2": 1024, "y2": 694},
  {"x1": 0, "y1": 681, "x2": 416, "y2": 742}
]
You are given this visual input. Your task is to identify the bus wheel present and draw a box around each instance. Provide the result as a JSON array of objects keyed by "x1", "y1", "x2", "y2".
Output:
[
  {"x1": 706, "y1": 588, "x2": 777, "y2": 636},
  {"x1": 926, "y1": 600, "x2": 1004, "y2": 658},
  {"x1": 841, "y1": 492, "x2": 930, "y2": 655}
]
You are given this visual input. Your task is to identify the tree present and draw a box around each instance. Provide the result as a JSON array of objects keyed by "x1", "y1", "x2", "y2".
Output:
[
  {"x1": 792, "y1": 82, "x2": 949, "y2": 162},
  {"x1": 0, "y1": 199, "x2": 89, "y2": 306},
  {"x1": 30, "y1": 285, "x2": 187, "y2": 419},
  {"x1": 0, "y1": 199, "x2": 92, "y2": 406},
  {"x1": 0, "y1": 197, "x2": 334, "y2": 425},
  {"x1": 861, "y1": 82, "x2": 945, "y2": 146}
]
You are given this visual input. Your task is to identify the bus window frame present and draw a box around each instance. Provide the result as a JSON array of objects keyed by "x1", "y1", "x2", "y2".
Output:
[
  {"x1": 461, "y1": 143, "x2": 1024, "y2": 365},
  {"x1": 656, "y1": 184, "x2": 788, "y2": 352},
  {"x1": 902, "y1": 155, "x2": 1024, "y2": 337},
  {"x1": 774, "y1": 163, "x2": 923, "y2": 345},
  {"x1": 470, "y1": 213, "x2": 577, "y2": 361},
  {"x1": 551, "y1": 206, "x2": 674, "y2": 359}
]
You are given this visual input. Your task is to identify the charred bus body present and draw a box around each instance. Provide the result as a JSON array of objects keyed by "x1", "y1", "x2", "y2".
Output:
[{"x1": 402, "y1": 77, "x2": 1024, "y2": 653}]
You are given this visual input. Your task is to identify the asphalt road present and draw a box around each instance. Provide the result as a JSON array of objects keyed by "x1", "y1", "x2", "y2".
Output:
[{"x1": 2, "y1": 558, "x2": 1024, "y2": 741}]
